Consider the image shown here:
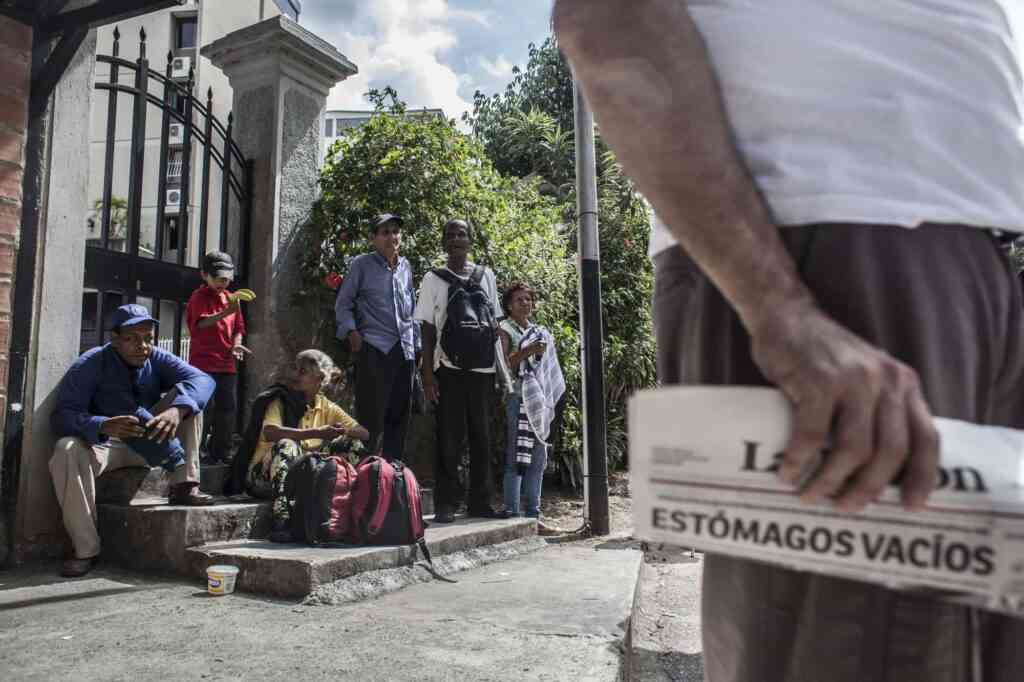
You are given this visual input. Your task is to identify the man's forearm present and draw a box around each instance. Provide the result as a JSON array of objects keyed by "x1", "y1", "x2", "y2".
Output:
[
  {"x1": 420, "y1": 324, "x2": 437, "y2": 378},
  {"x1": 553, "y1": 0, "x2": 815, "y2": 333}
]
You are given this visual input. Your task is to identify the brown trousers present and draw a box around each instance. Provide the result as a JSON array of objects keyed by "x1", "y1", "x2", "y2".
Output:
[{"x1": 652, "y1": 223, "x2": 1024, "y2": 682}]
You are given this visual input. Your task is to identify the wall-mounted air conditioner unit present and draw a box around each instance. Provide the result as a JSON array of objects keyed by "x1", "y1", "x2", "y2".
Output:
[
  {"x1": 169, "y1": 123, "x2": 184, "y2": 145},
  {"x1": 166, "y1": 189, "x2": 182, "y2": 209},
  {"x1": 171, "y1": 56, "x2": 191, "y2": 79}
]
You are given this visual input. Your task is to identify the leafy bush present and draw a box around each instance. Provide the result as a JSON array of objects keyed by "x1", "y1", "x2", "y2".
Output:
[
  {"x1": 1009, "y1": 241, "x2": 1024, "y2": 274},
  {"x1": 302, "y1": 34, "x2": 659, "y2": 486},
  {"x1": 300, "y1": 89, "x2": 579, "y2": 479}
]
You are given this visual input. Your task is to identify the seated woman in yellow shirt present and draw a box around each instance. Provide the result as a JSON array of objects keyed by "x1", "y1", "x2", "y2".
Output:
[{"x1": 245, "y1": 349, "x2": 369, "y2": 530}]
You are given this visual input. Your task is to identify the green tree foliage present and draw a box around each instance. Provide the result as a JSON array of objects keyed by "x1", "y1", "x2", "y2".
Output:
[
  {"x1": 306, "y1": 31, "x2": 657, "y2": 485},
  {"x1": 301, "y1": 88, "x2": 580, "y2": 478},
  {"x1": 463, "y1": 38, "x2": 575, "y2": 179},
  {"x1": 1010, "y1": 241, "x2": 1024, "y2": 274},
  {"x1": 91, "y1": 197, "x2": 128, "y2": 239},
  {"x1": 464, "y1": 38, "x2": 656, "y2": 472}
]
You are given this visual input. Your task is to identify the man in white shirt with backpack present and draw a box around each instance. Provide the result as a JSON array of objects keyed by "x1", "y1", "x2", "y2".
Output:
[
  {"x1": 555, "y1": 1, "x2": 1024, "y2": 680},
  {"x1": 416, "y1": 219, "x2": 502, "y2": 524}
]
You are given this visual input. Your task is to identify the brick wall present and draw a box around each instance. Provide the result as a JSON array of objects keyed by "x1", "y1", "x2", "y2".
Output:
[{"x1": 0, "y1": 15, "x2": 31, "y2": 436}]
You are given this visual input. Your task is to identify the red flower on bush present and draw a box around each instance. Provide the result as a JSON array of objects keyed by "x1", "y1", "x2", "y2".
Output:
[{"x1": 324, "y1": 272, "x2": 343, "y2": 290}]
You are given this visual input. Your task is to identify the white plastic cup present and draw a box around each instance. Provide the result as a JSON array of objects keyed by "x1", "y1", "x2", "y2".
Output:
[{"x1": 206, "y1": 564, "x2": 240, "y2": 595}]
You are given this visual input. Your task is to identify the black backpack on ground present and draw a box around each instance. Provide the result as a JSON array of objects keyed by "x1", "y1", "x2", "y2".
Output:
[
  {"x1": 432, "y1": 266, "x2": 496, "y2": 370},
  {"x1": 280, "y1": 453, "x2": 358, "y2": 545}
]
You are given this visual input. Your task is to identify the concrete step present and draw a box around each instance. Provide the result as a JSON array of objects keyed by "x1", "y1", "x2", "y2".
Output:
[
  {"x1": 419, "y1": 487, "x2": 434, "y2": 516},
  {"x1": 626, "y1": 544, "x2": 704, "y2": 681},
  {"x1": 97, "y1": 498, "x2": 272, "y2": 575},
  {"x1": 139, "y1": 466, "x2": 169, "y2": 497},
  {"x1": 95, "y1": 462, "x2": 232, "y2": 502},
  {"x1": 187, "y1": 516, "x2": 537, "y2": 598},
  {"x1": 101, "y1": 464, "x2": 434, "y2": 510},
  {"x1": 199, "y1": 463, "x2": 229, "y2": 495}
]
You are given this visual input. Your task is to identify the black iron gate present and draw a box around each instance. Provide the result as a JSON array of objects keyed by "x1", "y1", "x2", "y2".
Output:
[{"x1": 84, "y1": 27, "x2": 252, "y2": 358}]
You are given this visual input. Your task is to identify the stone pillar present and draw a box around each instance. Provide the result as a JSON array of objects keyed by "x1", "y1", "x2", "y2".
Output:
[
  {"x1": 202, "y1": 17, "x2": 356, "y2": 394},
  {"x1": 13, "y1": 29, "x2": 98, "y2": 561}
]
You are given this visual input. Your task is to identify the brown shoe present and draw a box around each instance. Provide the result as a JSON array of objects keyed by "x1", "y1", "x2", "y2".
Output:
[
  {"x1": 61, "y1": 556, "x2": 97, "y2": 578},
  {"x1": 168, "y1": 482, "x2": 215, "y2": 506}
]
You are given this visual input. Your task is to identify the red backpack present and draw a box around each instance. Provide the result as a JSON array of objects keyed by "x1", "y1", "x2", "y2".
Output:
[
  {"x1": 351, "y1": 456, "x2": 426, "y2": 547},
  {"x1": 280, "y1": 455, "x2": 446, "y2": 577}
]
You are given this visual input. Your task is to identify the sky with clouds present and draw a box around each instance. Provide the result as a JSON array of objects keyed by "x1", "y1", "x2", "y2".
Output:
[{"x1": 300, "y1": 0, "x2": 555, "y2": 121}]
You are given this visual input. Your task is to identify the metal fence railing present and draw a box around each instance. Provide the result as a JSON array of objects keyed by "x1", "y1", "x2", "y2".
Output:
[{"x1": 157, "y1": 337, "x2": 190, "y2": 361}]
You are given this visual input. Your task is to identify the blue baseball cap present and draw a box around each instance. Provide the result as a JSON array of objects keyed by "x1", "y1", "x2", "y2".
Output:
[{"x1": 109, "y1": 304, "x2": 158, "y2": 331}]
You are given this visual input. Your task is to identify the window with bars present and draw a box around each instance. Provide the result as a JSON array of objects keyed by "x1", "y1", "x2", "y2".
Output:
[{"x1": 167, "y1": 150, "x2": 184, "y2": 179}]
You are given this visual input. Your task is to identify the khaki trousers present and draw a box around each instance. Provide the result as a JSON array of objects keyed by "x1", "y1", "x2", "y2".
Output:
[
  {"x1": 653, "y1": 224, "x2": 1024, "y2": 682},
  {"x1": 49, "y1": 394, "x2": 201, "y2": 559}
]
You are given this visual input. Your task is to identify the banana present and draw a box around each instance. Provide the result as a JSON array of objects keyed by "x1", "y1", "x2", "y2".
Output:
[{"x1": 231, "y1": 288, "x2": 257, "y2": 302}]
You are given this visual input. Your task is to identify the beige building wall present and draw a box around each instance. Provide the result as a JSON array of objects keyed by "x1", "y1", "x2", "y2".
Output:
[{"x1": 86, "y1": 0, "x2": 281, "y2": 281}]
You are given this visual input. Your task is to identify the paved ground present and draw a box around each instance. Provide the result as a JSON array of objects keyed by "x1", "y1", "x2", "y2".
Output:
[
  {"x1": 0, "y1": 538, "x2": 655, "y2": 682},
  {"x1": 1, "y1": 470, "x2": 707, "y2": 681}
]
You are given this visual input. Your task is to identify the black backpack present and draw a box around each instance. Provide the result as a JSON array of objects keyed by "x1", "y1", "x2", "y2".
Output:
[
  {"x1": 280, "y1": 453, "x2": 358, "y2": 545},
  {"x1": 432, "y1": 266, "x2": 496, "y2": 370}
]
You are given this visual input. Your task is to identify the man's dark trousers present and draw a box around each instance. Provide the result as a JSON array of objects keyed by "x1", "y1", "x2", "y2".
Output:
[
  {"x1": 434, "y1": 366, "x2": 494, "y2": 514},
  {"x1": 355, "y1": 343, "x2": 414, "y2": 460},
  {"x1": 203, "y1": 372, "x2": 237, "y2": 462}
]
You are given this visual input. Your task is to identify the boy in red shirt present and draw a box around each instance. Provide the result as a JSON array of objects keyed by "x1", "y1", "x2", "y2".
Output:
[{"x1": 186, "y1": 251, "x2": 251, "y2": 464}]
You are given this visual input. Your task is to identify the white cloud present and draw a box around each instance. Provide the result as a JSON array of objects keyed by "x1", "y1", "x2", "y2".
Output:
[
  {"x1": 449, "y1": 8, "x2": 492, "y2": 28},
  {"x1": 309, "y1": 0, "x2": 476, "y2": 121},
  {"x1": 478, "y1": 54, "x2": 513, "y2": 79}
]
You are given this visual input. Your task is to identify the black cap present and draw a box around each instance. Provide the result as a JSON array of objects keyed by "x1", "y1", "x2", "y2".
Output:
[
  {"x1": 202, "y1": 250, "x2": 235, "y2": 278},
  {"x1": 372, "y1": 213, "x2": 404, "y2": 231}
]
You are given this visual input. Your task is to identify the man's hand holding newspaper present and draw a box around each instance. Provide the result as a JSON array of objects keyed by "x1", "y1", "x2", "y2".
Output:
[
  {"x1": 631, "y1": 386, "x2": 1024, "y2": 616},
  {"x1": 749, "y1": 298, "x2": 939, "y2": 512}
]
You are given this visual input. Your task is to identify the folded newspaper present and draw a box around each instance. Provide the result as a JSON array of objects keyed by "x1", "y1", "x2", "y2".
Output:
[{"x1": 630, "y1": 386, "x2": 1024, "y2": 617}]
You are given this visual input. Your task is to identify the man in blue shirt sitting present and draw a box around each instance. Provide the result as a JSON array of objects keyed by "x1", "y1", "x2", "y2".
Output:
[
  {"x1": 50, "y1": 304, "x2": 216, "y2": 577},
  {"x1": 335, "y1": 214, "x2": 420, "y2": 460}
]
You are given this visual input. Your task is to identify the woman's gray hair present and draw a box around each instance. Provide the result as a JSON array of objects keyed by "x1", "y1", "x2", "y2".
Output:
[{"x1": 295, "y1": 349, "x2": 338, "y2": 391}]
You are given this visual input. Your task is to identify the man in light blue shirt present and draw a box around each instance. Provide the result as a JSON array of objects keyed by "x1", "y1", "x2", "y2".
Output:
[{"x1": 335, "y1": 214, "x2": 420, "y2": 459}]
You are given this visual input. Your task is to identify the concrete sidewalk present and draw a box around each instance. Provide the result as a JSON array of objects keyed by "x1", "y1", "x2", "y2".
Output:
[{"x1": 0, "y1": 539, "x2": 643, "y2": 681}]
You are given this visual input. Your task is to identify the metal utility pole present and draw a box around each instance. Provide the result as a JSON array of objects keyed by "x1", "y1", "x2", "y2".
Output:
[{"x1": 573, "y1": 78, "x2": 609, "y2": 536}]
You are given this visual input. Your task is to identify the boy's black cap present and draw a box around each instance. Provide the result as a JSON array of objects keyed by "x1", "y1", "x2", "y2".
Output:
[
  {"x1": 372, "y1": 213, "x2": 404, "y2": 230},
  {"x1": 202, "y1": 251, "x2": 234, "y2": 278}
]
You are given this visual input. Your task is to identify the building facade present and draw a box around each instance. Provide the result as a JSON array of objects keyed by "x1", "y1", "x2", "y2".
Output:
[
  {"x1": 83, "y1": 0, "x2": 300, "y2": 353},
  {"x1": 320, "y1": 108, "x2": 445, "y2": 165},
  {"x1": 2, "y1": 2, "x2": 356, "y2": 566}
]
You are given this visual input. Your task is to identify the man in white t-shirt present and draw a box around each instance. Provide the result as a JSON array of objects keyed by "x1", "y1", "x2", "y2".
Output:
[
  {"x1": 555, "y1": 1, "x2": 1024, "y2": 681},
  {"x1": 415, "y1": 219, "x2": 501, "y2": 523}
]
